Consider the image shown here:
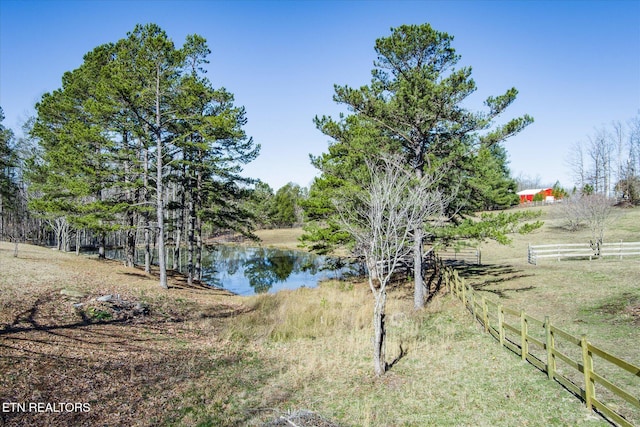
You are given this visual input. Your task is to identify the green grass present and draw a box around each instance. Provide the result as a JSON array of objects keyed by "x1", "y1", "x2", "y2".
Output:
[
  {"x1": 459, "y1": 205, "x2": 640, "y2": 426},
  {"x1": 176, "y1": 209, "x2": 639, "y2": 425},
  {"x1": 470, "y1": 205, "x2": 639, "y2": 353},
  {"x1": 163, "y1": 347, "x2": 286, "y2": 427},
  {"x1": 190, "y1": 279, "x2": 608, "y2": 426},
  {"x1": 3, "y1": 207, "x2": 637, "y2": 426}
]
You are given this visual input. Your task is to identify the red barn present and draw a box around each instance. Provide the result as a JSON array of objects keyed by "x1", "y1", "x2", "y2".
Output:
[{"x1": 516, "y1": 188, "x2": 553, "y2": 203}]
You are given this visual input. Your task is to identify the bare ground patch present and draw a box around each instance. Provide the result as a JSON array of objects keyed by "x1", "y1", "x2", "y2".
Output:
[{"x1": 0, "y1": 242, "x2": 253, "y2": 426}]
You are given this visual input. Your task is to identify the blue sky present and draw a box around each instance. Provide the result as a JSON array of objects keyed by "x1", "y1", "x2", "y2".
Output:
[{"x1": 1, "y1": 0, "x2": 639, "y2": 190}]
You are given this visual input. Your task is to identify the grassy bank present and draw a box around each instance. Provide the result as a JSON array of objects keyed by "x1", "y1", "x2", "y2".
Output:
[
  {"x1": 253, "y1": 227, "x2": 304, "y2": 250},
  {"x1": 3, "y1": 204, "x2": 636, "y2": 425},
  {"x1": 0, "y1": 243, "x2": 605, "y2": 426}
]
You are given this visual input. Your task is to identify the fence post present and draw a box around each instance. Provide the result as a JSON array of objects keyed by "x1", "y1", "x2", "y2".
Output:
[
  {"x1": 461, "y1": 277, "x2": 467, "y2": 308},
  {"x1": 470, "y1": 289, "x2": 476, "y2": 318},
  {"x1": 619, "y1": 239, "x2": 623, "y2": 260},
  {"x1": 450, "y1": 270, "x2": 455, "y2": 296},
  {"x1": 581, "y1": 335, "x2": 595, "y2": 411},
  {"x1": 444, "y1": 267, "x2": 450, "y2": 294},
  {"x1": 545, "y1": 316, "x2": 555, "y2": 380},
  {"x1": 520, "y1": 309, "x2": 528, "y2": 361},
  {"x1": 498, "y1": 304, "x2": 505, "y2": 347},
  {"x1": 451, "y1": 271, "x2": 456, "y2": 297},
  {"x1": 444, "y1": 268, "x2": 450, "y2": 295},
  {"x1": 528, "y1": 243, "x2": 537, "y2": 265},
  {"x1": 453, "y1": 270, "x2": 458, "y2": 297},
  {"x1": 482, "y1": 296, "x2": 489, "y2": 333}
]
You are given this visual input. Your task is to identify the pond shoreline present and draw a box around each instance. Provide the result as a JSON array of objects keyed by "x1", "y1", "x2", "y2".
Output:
[{"x1": 100, "y1": 240, "x2": 358, "y2": 296}]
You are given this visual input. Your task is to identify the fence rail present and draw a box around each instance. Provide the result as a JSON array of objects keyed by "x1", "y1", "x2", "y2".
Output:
[
  {"x1": 528, "y1": 241, "x2": 640, "y2": 265},
  {"x1": 445, "y1": 267, "x2": 640, "y2": 427},
  {"x1": 375, "y1": 248, "x2": 435, "y2": 275},
  {"x1": 437, "y1": 247, "x2": 481, "y2": 265}
]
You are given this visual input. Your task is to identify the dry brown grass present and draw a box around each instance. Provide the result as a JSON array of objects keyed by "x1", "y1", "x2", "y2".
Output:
[
  {"x1": 225, "y1": 279, "x2": 604, "y2": 426},
  {"x1": 0, "y1": 242, "x2": 248, "y2": 426},
  {"x1": 0, "y1": 239, "x2": 612, "y2": 426},
  {"x1": 253, "y1": 227, "x2": 305, "y2": 250}
]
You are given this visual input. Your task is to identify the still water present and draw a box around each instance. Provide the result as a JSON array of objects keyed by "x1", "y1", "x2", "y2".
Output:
[{"x1": 108, "y1": 245, "x2": 358, "y2": 296}]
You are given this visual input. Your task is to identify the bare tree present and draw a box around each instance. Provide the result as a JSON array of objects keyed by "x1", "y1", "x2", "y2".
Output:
[
  {"x1": 555, "y1": 195, "x2": 584, "y2": 231},
  {"x1": 566, "y1": 141, "x2": 586, "y2": 192},
  {"x1": 568, "y1": 114, "x2": 640, "y2": 201},
  {"x1": 581, "y1": 193, "x2": 615, "y2": 246},
  {"x1": 586, "y1": 129, "x2": 607, "y2": 195},
  {"x1": 630, "y1": 114, "x2": 640, "y2": 176},
  {"x1": 611, "y1": 120, "x2": 625, "y2": 194},
  {"x1": 514, "y1": 173, "x2": 543, "y2": 192},
  {"x1": 619, "y1": 114, "x2": 640, "y2": 203},
  {"x1": 557, "y1": 192, "x2": 615, "y2": 247},
  {"x1": 334, "y1": 155, "x2": 446, "y2": 376}
]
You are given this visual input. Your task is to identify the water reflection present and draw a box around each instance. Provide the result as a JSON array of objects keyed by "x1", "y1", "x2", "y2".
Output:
[
  {"x1": 204, "y1": 246, "x2": 356, "y2": 295},
  {"x1": 108, "y1": 245, "x2": 358, "y2": 295}
]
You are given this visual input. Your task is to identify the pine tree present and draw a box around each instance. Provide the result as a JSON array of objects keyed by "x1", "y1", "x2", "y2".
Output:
[
  {"x1": 29, "y1": 24, "x2": 259, "y2": 289},
  {"x1": 29, "y1": 49, "x2": 124, "y2": 256},
  {"x1": 309, "y1": 24, "x2": 534, "y2": 308},
  {"x1": 0, "y1": 108, "x2": 20, "y2": 242}
]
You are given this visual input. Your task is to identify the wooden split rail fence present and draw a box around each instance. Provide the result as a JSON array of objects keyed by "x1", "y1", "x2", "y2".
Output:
[
  {"x1": 528, "y1": 241, "x2": 640, "y2": 265},
  {"x1": 445, "y1": 267, "x2": 640, "y2": 426}
]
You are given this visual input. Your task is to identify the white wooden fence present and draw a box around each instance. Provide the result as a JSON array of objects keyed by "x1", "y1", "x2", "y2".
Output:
[{"x1": 528, "y1": 241, "x2": 640, "y2": 265}]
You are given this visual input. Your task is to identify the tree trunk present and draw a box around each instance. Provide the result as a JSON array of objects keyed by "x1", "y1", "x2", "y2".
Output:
[
  {"x1": 195, "y1": 215, "x2": 203, "y2": 281},
  {"x1": 195, "y1": 166, "x2": 203, "y2": 281},
  {"x1": 144, "y1": 225, "x2": 151, "y2": 273},
  {"x1": 413, "y1": 163, "x2": 426, "y2": 310},
  {"x1": 53, "y1": 218, "x2": 68, "y2": 251},
  {"x1": 62, "y1": 222, "x2": 71, "y2": 252},
  {"x1": 126, "y1": 213, "x2": 136, "y2": 268},
  {"x1": 143, "y1": 147, "x2": 151, "y2": 274},
  {"x1": 155, "y1": 64, "x2": 168, "y2": 289},
  {"x1": 157, "y1": 189, "x2": 167, "y2": 288},
  {"x1": 373, "y1": 290, "x2": 387, "y2": 376},
  {"x1": 413, "y1": 226, "x2": 425, "y2": 309},
  {"x1": 173, "y1": 183, "x2": 184, "y2": 271},
  {"x1": 124, "y1": 151, "x2": 136, "y2": 268},
  {"x1": 98, "y1": 232, "x2": 106, "y2": 259},
  {"x1": 187, "y1": 193, "x2": 195, "y2": 286},
  {"x1": 56, "y1": 225, "x2": 62, "y2": 251},
  {"x1": 65, "y1": 232, "x2": 71, "y2": 252},
  {"x1": 171, "y1": 184, "x2": 177, "y2": 269}
]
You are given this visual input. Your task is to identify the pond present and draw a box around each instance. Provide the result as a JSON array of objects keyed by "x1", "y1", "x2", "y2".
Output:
[{"x1": 107, "y1": 245, "x2": 359, "y2": 296}]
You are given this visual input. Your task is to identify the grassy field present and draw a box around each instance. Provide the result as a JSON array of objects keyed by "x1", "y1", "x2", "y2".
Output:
[
  {"x1": 464, "y1": 204, "x2": 639, "y2": 361},
  {"x1": 1, "y1": 207, "x2": 637, "y2": 426},
  {"x1": 253, "y1": 227, "x2": 305, "y2": 249},
  {"x1": 458, "y1": 204, "x2": 640, "y2": 425}
]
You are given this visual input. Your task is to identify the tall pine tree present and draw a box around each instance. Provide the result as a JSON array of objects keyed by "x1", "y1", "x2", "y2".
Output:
[
  {"x1": 307, "y1": 24, "x2": 535, "y2": 308},
  {"x1": 29, "y1": 24, "x2": 259, "y2": 288}
]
